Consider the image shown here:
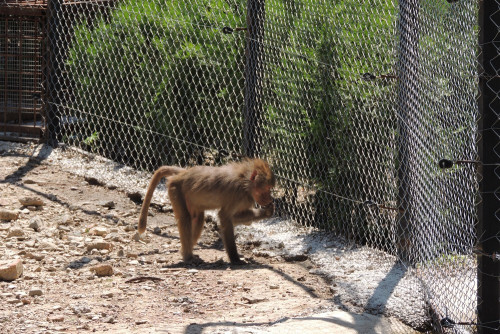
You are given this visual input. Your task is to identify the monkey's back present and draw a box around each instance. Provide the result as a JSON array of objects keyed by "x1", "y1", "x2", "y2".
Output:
[{"x1": 170, "y1": 164, "x2": 253, "y2": 212}]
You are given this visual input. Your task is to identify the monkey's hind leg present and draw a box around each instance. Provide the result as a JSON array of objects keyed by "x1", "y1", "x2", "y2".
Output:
[
  {"x1": 191, "y1": 211, "x2": 205, "y2": 247},
  {"x1": 168, "y1": 185, "x2": 194, "y2": 262}
]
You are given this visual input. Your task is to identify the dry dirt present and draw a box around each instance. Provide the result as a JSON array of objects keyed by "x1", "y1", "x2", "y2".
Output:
[{"x1": 0, "y1": 142, "x2": 336, "y2": 333}]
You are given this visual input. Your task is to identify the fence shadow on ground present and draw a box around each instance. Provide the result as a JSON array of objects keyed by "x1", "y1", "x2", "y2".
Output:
[{"x1": 173, "y1": 261, "x2": 422, "y2": 334}]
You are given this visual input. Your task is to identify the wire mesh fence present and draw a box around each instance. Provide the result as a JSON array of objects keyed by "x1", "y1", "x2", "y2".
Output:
[{"x1": 2, "y1": 0, "x2": 497, "y2": 332}]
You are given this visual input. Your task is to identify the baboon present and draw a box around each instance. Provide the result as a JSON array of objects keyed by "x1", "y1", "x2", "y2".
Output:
[{"x1": 138, "y1": 159, "x2": 275, "y2": 264}]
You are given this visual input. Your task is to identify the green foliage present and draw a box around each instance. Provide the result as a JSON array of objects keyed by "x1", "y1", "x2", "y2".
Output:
[
  {"x1": 63, "y1": 0, "x2": 476, "y2": 252},
  {"x1": 83, "y1": 131, "x2": 99, "y2": 148},
  {"x1": 263, "y1": 0, "x2": 398, "y2": 244},
  {"x1": 66, "y1": 0, "x2": 246, "y2": 168}
]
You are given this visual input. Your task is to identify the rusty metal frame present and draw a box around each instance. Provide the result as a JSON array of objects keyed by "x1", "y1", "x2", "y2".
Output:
[{"x1": 0, "y1": 1, "x2": 47, "y2": 142}]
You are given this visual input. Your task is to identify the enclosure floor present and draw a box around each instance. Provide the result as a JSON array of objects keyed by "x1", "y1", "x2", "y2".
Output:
[{"x1": 0, "y1": 141, "x2": 421, "y2": 333}]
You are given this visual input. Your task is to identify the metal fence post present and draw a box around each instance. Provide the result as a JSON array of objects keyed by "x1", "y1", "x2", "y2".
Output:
[
  {"x1": 396, "y1": 0, "x2": 419, "y2": 263},
  {"x1": 46, "y1": 0, "x2": 62, "y2": 147},
  {"x1": 244, "y1": 0, "x2": 264, "y2": 158},
  {"x1": 477, "y1": 1, "x2": 500, "y2": 333}
]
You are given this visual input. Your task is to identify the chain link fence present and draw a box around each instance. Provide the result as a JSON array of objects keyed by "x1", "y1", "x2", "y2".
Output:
[{"x1": 3, "y1": 0, "x2": 498, "y2": 332}]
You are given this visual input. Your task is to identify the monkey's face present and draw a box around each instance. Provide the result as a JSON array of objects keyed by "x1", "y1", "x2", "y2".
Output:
[{"x1": 252, "y1": 185, "x2": 274, "y2": 207}]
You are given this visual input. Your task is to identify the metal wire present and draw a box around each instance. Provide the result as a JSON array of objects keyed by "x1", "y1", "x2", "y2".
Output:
[{"x1": 2, "y1": 0, "x2": 485, "y2": 332}]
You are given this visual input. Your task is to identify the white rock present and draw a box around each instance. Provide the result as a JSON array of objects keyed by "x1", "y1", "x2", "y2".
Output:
[
  {"x1": 47, "y1": 315, "x2": 64, "y2": 322},
  {"x1": 0, "y1": 209, "x2": 19, "y2": 221},
  {"x1": 86, "y1": 241, "x2": 112, "y2": 251},
  {"x1": 28, "y1": 216, "x2": 42, "y2": 232},
  {"x1": 29, "y1": 288, "x2": 43, "y2": 297},
  {"x1": 89, "y1": 264, "x2": 113, "y2": 277},
  {"x1": 38, "y1": 240, "x2": 59, "y2": 251},
  {"x1": 25, "y1": 252, "x2": 45, "y2": 261},
  {"x1": 92, "y1": 227, "x2": 108, "y2": 237},
  {"x1": 19, "y1": 196, "x2": 44, "y2": 207},
  {"x1": 0, "y1": 259, "x2": 23, "y2": 281},
  {"x1": 6, "y1": 228, "x2": 24, "y2": 238}
]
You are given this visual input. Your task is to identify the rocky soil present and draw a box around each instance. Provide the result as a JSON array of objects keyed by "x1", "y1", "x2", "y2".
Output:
[
  {"x1": 0, "y1": 142, "x2": 337, "y2": 333},
  {"x1": 0, "y1": 141, "x2": 426, "y2": 333}
]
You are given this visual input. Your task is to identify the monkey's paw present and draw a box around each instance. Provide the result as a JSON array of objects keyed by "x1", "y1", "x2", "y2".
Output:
[
  {"x1": 263, "y1": 203, "x2": 275, "y2": 217},
  {"x1": 229, "y1": 258, "x2": 247, "y2": 266},
  {"x1": 183, "y1": 254, "x2": 204, "y2": 266}
]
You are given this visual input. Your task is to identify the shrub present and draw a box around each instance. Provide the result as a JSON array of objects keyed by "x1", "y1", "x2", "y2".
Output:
[{"x1": 65, "y1": 0, "x2": 246, "y2": 169}]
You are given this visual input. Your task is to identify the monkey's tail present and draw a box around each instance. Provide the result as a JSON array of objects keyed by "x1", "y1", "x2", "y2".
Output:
[{"x1": 138, "y1": 166, "x2": 186, "y2": 234}]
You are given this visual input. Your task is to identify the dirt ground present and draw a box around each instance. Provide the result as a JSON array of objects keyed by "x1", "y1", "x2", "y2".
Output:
[{"x1": 0, "y1": 142, "x2": 337, "y2": 333}]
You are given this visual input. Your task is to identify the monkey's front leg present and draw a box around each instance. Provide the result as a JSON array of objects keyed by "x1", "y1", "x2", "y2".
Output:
[
  {"x1": 218, "y1": 211, "x2": 244, "y2": 264},
  {"x1": 232, "y1": 203, "x2": 274, "y2": 226}
]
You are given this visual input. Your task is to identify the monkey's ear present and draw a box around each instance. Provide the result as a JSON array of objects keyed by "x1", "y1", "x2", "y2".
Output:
[{"x1": 250, "y1": 170, "x2": 257, "y2": 182}]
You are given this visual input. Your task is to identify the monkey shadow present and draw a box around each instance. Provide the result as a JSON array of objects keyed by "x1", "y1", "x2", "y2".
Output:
[{"x1": 161, "y1": 257, "x2": 320, "y2": 299}]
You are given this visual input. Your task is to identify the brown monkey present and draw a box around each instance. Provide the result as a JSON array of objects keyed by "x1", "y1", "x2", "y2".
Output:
[{"x1": 138, "y1": 159, "x2": 275, "y2": 264}]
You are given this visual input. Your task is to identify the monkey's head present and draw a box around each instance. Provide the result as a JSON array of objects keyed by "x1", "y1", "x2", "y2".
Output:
[{"x1": 249, "y1": 159, "x2": 276, "y2": 207}]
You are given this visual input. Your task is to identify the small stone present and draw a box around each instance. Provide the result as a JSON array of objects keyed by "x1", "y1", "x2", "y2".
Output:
[
  {"x1": 0, "y1": 259, "x2": 23, "y2": 281},
  {"x1": 25, "y1": 240, "x2": 36, "y2": 247},
  {"x1": 71, "y1": 304, "x2": 91, "y2": 315},
  {"x1": 28, "y1": 216, "x2": 42, "y2": 232},
  {"x1": 100, "y1": 201, "x2": 116, "y2": 209},
  {"x1": 25, "y1": 252, "x2": 45, "y2": 261},
  {"x1": 29, "y1": 288, "x2": 43, "y2": 297},
  {"x1": 92, "y1": 227, "x2": 107, "y2": 237},
  {"x1": 241, "y1": 296, "x2": 268, "y2": 304},
  {"x1": 0, "y1": 209, "x2": 18, "y2": 221},
  {"x1": 153, "y1": 227, "x2": 162, "y2": 235},
  {"x1": 6, "y1": 228, "x2": 24, "y2": 238},
  {"x1": 135, "y1": 320, "x2": 147, "y2": 325},
  {"x1": 71, "y1": 294, "x2": 85, "y2": 299},
  {"x1": 103, "y1": 316, "x2": 115, "y2": 324},
  {"x1": 90, "y1": 264, "x2": 113, "y2": 277},
  {"x1": 19, "y1": 196, "x2": 44, "y2": 207},
  {"x1": 77, "y1": 323, "x2": 90, "y2": 330},
  {"x1": 124, "y1": 225, "x2": 135, "y2": 232},
  {"x1": 187, "y1": 269, "x2": 199, "y2": 274},
  {"x1": 58, "y1": 225, "x2": 70, "y2": 232},
  {"x1": 101, "y1": 291, "x2": 114, "y2": 298},
  {"x1": 48, "y1": 315, "x2": 64, "y2": 322},
  {"x1": 38, "y1": 240, "x2": 59, "y2": 251},
  {"x1": 15, "y1": 291, "x2": 28, "y2": 298},
  {"x1": 269, "y1": 284, "x2": 279, "y2": 290},
  {"x1": 105, "y1": 233, "x2": 123, "y2": 243},
  {"x1": 87, "y1": 241, "x2": 112, "y2": 252},
  {"x1": 60, "y1": 215, "x2": 72, "y2": 225}
]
